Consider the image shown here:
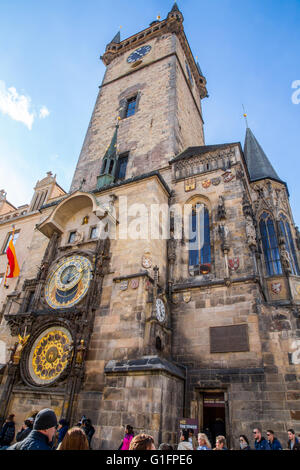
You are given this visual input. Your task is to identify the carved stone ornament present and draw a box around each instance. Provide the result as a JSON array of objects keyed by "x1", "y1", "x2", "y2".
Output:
[
  {"x1": 280, "y1": 245, "x2": 292, "y2": 274},
  {"x1": 295, "y1": 226, "x2": 300, "y2": 251},
  {"x1": 202, "y1": 180, "x2": 211, "y2": 189},
  {"x1": 70, "y1": 231, "x2": 84, "y2": 244},
  {"x1": 142, "y1": 251, "x2": 152, "y2": 269},
  {"x1": 183, "y1": 292, "x2": 191, "y2": 303},
  {"x1": 185, "y1": 178, "x2": 196, "y2": 192},
  {"x1": 228, "y1": 258, "x2": 239, "y2": 271},
  {"x1": 294, "y1": 284, "x2": 300, "y2": 296},
  {"x1": 245, "y1": 215, "x2": 257, "y2": 248},
  {"x1": 130, "y1": 278, "x2": 139, "y2": 289},
  {"x1": 120, "y1": 280, "x2": 128, "y2": 291},
  {"x1": 271, "y1": 282, "x2": 282, "y2": 294},
  {"x1": 211, "y1": 177, "x2": 221, "y2": 186},
  {"x1": 218, "y1": 223, "x2": 230, "y2": 251},
  {"x1": 172, "y1": 293, "x2": 179, "y2": 304},
  {"x1": 222, "y1": 171, "x2": 235, "y2": 183},
  {"x1": 217, "y1": 196, "x2": 226, "y2": 220}
]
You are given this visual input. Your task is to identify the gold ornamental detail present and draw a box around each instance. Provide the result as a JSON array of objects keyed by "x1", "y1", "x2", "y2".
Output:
[{"x1": 31, "y1": 329, "x2": 72, "y2": 382}]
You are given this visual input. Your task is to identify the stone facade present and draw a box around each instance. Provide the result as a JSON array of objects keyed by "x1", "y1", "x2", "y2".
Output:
[{"x1": 0, "y1": 5, "x2": 299, "y2": 450}]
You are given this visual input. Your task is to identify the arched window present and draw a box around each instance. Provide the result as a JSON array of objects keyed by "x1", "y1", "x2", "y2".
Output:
[
  {"x1": 189, "y1": 203, "x2": 211, "y2": 276},
  {"x1": 259, "y1": 212, "x2": 282, "y2": 276},
  {"x1": 279, "y1": 214, "x2": 300, "y2": 275}
]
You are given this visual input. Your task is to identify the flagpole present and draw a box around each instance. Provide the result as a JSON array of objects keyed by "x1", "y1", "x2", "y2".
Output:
[{"x1": 3, "y1": 225, "x2": 15, "y2": 289}]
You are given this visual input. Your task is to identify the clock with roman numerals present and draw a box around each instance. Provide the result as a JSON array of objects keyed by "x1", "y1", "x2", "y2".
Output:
[{"x1": 127, "y1": 45, "x2": 152, "y2": 63}]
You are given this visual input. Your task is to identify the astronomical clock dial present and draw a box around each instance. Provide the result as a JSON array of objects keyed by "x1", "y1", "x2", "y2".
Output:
[
  {"x1": 28, "y1": 327, "x2": 72, "y2": 385},
  {"x1": 156, "y1": 298, "x2": 166, "y2": 323},
  {"x1": 45, "y1": 255, "x2": 92, "y2": 309},
  {"x1": 127, "y1": 45, "x2": 151, "y2": 63}
]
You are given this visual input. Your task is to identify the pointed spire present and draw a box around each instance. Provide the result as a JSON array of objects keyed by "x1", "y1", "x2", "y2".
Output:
[
  {"x1": 167, "y1": 2, "x2": 183, "y2": 21},
  {"x1": 110, "y1": 31, "x2": 120, "y2": 44},
  {"x1": 171, "y1": 2, "x2": 180, "y2": 12},
  {"x1": 243, "y1": 127, "x2": 282, "y2": 183},
  {"x1": 103, "y1": 122, "x2": 119, "y2": 160},
  {"x1": 196, "y1": 62, "x2": 203, "y2": 76}
]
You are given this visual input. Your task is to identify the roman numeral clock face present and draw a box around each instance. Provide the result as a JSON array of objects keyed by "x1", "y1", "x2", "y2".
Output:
[
  {"x1": 127, "y1": 45, "x2": 151, "y2": 63},
  {"x1": 45, "y1": 255, "x2": 93, "y2": 309}
]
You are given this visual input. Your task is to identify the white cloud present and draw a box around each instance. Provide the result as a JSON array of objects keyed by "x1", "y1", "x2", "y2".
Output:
[
  {"x1": 39, "y1": 106, "x2": 50, "y2": 119},
  {"x1": 0, "y1": 80, "x2": 35, "y2": 130}
]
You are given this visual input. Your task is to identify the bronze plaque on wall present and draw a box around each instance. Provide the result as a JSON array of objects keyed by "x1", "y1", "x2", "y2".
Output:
[{"x1": 210, "y1": 324, "x2": 249, "y2": 353}]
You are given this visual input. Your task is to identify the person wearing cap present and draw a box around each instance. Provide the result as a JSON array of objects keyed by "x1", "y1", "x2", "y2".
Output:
[
  {"x1": 16, "y1": 417, "x2": 34, "y2": 442},
  {"x1": 8, "y1": 409, "x2": 57, "y2": 450}
]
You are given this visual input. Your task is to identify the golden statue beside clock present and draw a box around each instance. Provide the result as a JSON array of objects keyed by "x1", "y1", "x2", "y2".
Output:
[{"x1": 44, "y1": 255, "x2": 93, "y2": 309}]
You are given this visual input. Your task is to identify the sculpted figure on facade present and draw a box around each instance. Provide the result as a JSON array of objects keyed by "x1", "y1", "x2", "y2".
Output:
[
  {"x1": 245, "y1": 215, "x2": 257, "y2": 248},
  {"x1": 280, "y1": 244, "x2": 292, "y2": 274},
  {"x1": 218, "y1": 222, "x2": 230, "y2": 251},
  {"x1": 217, "y1": 195, "x2": 226, "y2": 220}
]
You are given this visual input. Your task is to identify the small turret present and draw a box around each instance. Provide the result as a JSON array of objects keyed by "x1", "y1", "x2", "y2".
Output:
[
  {"x1": 167, "y1": 2, "x2": 184, "y2": 22},
  {"x1": 243, "y1": 127, "x2": 283, "y2": 184}
]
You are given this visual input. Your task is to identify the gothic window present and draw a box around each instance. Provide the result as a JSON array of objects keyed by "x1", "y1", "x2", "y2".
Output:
[
  {"x1": 125, "y1": 96, "x2": 137, "y2": 118},
  {"x1": 189, "y1": 203, "x2": 211, "y2": 276},
  {"x1": 156, "y1": 336, "x2": 162, "y2": 351},
  {"x1": 68, "y1": 231, "x2": 76, "y2": 244},
  {"x1": 108, "y1": 160, "x2": 115, "y2": 175},
  {"x1": 115, "y1": 153, "x2": 128, "y2": 181},
  {"x1": 90, "y1": 226, "x2": 98, "y2": 239},
  {"x1": 259, "y1": 212, "x2": 282, "y2": 276},
  {"x1": 2, "y1": 230, "x2": 20, "y2": 254},
  {"x1": 279, "y1": 214, "x2": 300, "y2": 275}
]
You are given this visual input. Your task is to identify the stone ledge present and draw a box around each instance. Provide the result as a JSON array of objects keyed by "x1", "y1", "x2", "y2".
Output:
[{"x1": 104, "y1": 356, "x2": 185, "y2": 380}]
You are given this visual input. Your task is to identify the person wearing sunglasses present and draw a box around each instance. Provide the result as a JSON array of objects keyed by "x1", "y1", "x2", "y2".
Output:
[
  {"x1": 253, "y1": 427, "x2": 270, "y2": 450},
  {"x1": 266, "y1": 430, "x2": 282, "y2": 450}
]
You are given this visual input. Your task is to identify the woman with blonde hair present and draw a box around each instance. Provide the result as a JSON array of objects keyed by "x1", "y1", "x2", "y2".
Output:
[
  {"x1": 197, "y1": 433, "x2": 211, "y2": 450},
  {"x1": 57, "y1": 427, "x2": 89, "y2": 450}
]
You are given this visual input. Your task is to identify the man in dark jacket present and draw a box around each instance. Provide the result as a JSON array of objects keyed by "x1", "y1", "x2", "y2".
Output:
[
  {"x1": 287, "y1": 429, "x2": 300, "y2": 450},
  {"x1": 56, "y1": 418, "x2": 69, "y2": 447},
  {"x1": 253, "y1": 427, "x2": 270, "y2": 450},
  {"x1": 81, "y1": 418, "x2": 95, "y2": 449},
  {"x1": 0, "y1": 414, "x2": 15, "y2": 449},
  {"x1": 7, "y1": 408, "x2": 57, "y2": 450},
  {"x1": 266, "y1": 430, "x2": 282, "y2": 450},
  {"x1": 16, "y1": 418, "x2": 34, "y2": 442}
]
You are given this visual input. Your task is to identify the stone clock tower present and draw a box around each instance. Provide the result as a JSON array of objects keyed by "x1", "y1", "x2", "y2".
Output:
[
  {"x1": 1, "y1": 3, "x2": 300, "y2": 450},
  {"x1": 70, "y1": 2, "x2": 207, "y2": 193}
]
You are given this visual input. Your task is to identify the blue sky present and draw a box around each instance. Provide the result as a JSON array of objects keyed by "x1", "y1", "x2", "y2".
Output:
[{"x1": 0, "y1": 0, "x2": 299, "y2": 223}]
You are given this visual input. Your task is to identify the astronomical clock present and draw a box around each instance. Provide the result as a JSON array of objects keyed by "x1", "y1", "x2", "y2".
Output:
[
  {"x1": 44, "y1": 255, "x2": 93, "y2": 309},
  {"x1": 20, "y1": 253, "x2": 95, "y2": 388},
  {"x1": 24, "y1": 326, "x2": 73, "y2": 386}
]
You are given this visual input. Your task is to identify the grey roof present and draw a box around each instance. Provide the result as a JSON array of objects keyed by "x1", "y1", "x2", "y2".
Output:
[
  {"x1": 105, "y1": 356, "x2": 185, "y2": 379},
  {"x1": 170, "y1": 143, "x2": 240, "y2": 163},
  {"x1": 243, "y1": 127, "x2": 282, "y2": 183},
  {"x1": 110, "y1": 31, "x2": 120, "y2": 44}
]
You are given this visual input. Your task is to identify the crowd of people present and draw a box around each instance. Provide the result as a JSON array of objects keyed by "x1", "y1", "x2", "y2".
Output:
[
  {"x1": 0, "y1": 410, "x2": 299, "y2": 451},
  {"x1": 0, "y1": 410, "x2": 95, "y2": 450}
]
